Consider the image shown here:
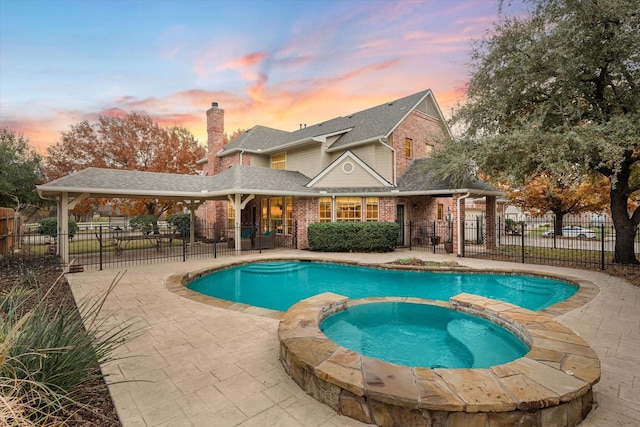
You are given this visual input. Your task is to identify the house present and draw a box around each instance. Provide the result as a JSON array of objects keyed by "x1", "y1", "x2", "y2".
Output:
[
  {"x1": 197, "y1": 89, "x2": 501, "y2": 252},
  {"x1": 36, "y1": 89, "x2": 501, "y2": 263}
]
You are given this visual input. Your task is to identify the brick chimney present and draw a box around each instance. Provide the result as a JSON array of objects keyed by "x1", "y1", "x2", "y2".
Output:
[{"x1": 206, "y1": 102, "x2": 224, "y2": 176}]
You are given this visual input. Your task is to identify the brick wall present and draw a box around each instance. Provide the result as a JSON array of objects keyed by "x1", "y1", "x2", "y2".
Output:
[{"x1": 391, "y1": 110, "x2": 444, "y2": 180}]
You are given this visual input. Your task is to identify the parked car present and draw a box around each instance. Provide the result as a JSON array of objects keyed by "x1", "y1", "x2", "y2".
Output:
[{"x1": 543, "y1": 226, "x2": 596, "y2": 238}]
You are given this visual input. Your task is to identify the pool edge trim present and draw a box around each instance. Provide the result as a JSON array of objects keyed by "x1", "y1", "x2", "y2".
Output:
[{"x1": 278, "y1": 293, "x2": 600, "y2": 426}]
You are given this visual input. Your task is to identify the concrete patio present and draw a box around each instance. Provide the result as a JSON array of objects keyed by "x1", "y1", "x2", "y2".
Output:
[{"x1": 66, "y1": 250, "x2": 640, "y2": 426}]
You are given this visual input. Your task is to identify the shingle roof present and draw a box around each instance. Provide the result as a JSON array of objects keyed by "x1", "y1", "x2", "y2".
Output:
[
  {"x1": 219, "y1": 89, "x2": 434, "y2": 155},
  {"x1": 397, "y1": 158, "x2": 501, "y2": 194},
  {"x1": 37, "y1": 166, "x2": 318, "y2": 199}
]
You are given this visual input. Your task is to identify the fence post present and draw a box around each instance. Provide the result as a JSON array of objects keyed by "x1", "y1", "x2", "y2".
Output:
[
  {"x1": 498, "y1": 217, "x2": 501, "y2": 246},
  {"x1": 601, "y1": 223, "x2": 605, "y2": 270},
  {"x1": 408, "y1": 221, "x2": 413, "y2": 250},
  {"x1": 213, "y1": 224, "x2": 217, "y2": 258},
  {"x1": 521, "y1": 222, "x2": 526, "y2": 263},
  {"x1": 432, "y1": 221, "x2": 437, "y2": 254},
  {"x1": 99, "y1": 225, "x2": 103, "y2": 271},
  {"x1": 182, "y1": 237, "x2": 187, "y2": 262}
]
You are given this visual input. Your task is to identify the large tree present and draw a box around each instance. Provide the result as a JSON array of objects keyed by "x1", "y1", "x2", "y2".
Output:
[
  {"x1": 507, "y1": 173, "x2": 610, "y2": 235},
  {"x1": 46, "y1": 113, "x2": 206, "y2": 218},
  {"x1": 434, "y1": 0, "x2": 640, "y2": 263},
  {"x1": 0, "y1": 128, "x2": 46, "y2": 216}
]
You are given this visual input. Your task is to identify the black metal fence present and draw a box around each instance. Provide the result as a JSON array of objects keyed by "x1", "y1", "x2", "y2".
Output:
[
  {"x1": 407, "y1": 216, "x2": 639, "y2": 271},
  {"x1": 3, "y1": 215, "x2": 639, "y2": 275},
  {"x1": 0, "y1": 221, "x2": 297, "y2": 274}
]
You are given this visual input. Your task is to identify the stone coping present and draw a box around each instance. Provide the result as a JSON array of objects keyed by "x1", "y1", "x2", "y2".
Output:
[
  {"x1": 165, "y1": 257, "x2": 600, "y2": 321},
  {"x1": 277, "y1": 293, "x2": 600, "y2": 426}
]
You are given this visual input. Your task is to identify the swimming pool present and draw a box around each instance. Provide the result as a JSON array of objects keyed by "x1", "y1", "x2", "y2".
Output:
[
  {"x1": 187, "y1": 261, "x2": 577, "y2": 311},
  {"x1": 320, "y1": 301, "x2": 529, "y2": 368}
]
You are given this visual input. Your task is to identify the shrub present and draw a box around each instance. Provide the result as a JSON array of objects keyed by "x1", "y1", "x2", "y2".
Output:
[
  {"x1": 37, "y1": 217, "x2": 78, "y2": 239},
  {"x1": 0, "y1": 270, "x2": 137, "y2": 424},
  {"x1": 129, "y1": 215, "x2": 157, "y2": 235},
  {"x1": 505, "y1": 218, "x2": 524, "y2": 235},
  {"x1": 166, "y1": 213, "x2": 190, "y2": 237},
  {"x1": 307, "y1": 222, "x2": 399, "y2": 252}
]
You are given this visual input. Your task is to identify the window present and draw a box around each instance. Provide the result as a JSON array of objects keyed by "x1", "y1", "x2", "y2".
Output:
[
  {"x1": 336, "y1": 197, "x2": 361, "y2": 222},
  {"x1": 261, "y1": 199, "x2": 268, "y2": 232},
  {"x1": 270, "y1": 197, "x2": 283, "y2": 233},
  {"x1": 365, "y1": 197, "x2": 379, "y2": 222},
  {"x1": 262, "y1": 196, "x2": 293, "y2": 234},
  {"x1": 405, "y1": 137, "x2": 413, "y2": 158},
  {"x1": 227, "y1": 201, "x2": 235, "y2": 230},
  {"x1": 437, "y1": 203, "x2": 444, "y2": 221},
  {"x1": 285, "y1": 197, "x2": 293, "y2": 234},
  {"x1": 319, "y1": 197, "x2": 332, "y2": 222},
  {"x1": 271, "y1": 153, "x2": 286, "y2": 170},
  {"x1": 425, "y1": 143, "x2": 434, "y2": 157}
]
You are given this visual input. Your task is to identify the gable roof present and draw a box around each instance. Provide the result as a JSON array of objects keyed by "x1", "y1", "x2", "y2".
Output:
[
  {"x1": 219, "y1": 89, "x2": 445, "y2": 156},
  {"x1": 306, "y1": 151, "x2": 392, "y2": 188}
]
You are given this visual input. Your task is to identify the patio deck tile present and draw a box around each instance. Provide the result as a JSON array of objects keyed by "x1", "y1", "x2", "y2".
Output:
[{"x1": 65, "y1": 249, "x2": 640, "y2": 426}]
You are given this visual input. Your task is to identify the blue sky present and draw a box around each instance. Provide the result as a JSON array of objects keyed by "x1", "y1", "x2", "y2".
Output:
[{"x1": 0, "y1": 0, "x2": 527, "y2": 152}]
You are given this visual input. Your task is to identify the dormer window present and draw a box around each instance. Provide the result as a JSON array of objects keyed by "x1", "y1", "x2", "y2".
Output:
[
  {"x1": 271, "y1": 153, "x2": 286, "y2": 170},
  {"x1": 405, "y1": 138, "x2": 413, "y2": 159}
]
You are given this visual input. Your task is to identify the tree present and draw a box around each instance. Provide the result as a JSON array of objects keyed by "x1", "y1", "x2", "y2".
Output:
[
  {"x1": 223, "y1": 128, "x2": 247, "y2": 144},
  {"x1": 45, "y1": 113, "x2": 206, "y2": 219},
  {"x1": 434, "y1": 0, "x2": 640, "y2": 263},
  {"x1": 507, "y1": 173, "x2": 610, "y2": 235},
  {"x1": 0, "y1": 129, "x2": 46, "y2": 216}
]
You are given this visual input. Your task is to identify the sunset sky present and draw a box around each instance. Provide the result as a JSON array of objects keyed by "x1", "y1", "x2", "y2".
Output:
[{"x1": 0, "y1": 0, "x2": 528, "y2": 154}]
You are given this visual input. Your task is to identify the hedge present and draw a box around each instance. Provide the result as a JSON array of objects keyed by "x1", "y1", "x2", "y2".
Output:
[
  {"x1": 38, "y1": 217, "x2": 78, "y2": 239},
  {"x1": 307, "y1": 222, "x2": 399, "y2": 252}
]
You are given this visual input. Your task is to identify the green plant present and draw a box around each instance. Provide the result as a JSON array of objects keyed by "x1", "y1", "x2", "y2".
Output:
[
  {"x1": 307, "y1": 222, "x2": 399, "y2": 252},
  {"x1": 166, "y1": 213, "x2": 190, "y2": 237},
  {"x1": 504, "y1": 218, "x2": 524, "y2": 235},
  {"x1": 0, "y1": 269, "x2": 137, "y2": 424},
  {"x1": 37, "y1": 217, "x2": 78, "y2": 239},
  {"x1": 129, "y1": 215, "x2": 157, "y2": 235}
]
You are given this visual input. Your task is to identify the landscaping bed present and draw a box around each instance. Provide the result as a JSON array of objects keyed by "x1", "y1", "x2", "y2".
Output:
[{"x1": 0, "y1": 257, "x2": 122, "y2": 426}]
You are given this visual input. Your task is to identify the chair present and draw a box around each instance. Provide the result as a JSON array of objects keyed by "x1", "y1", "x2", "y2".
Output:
[
  {"x1": 256, "y1": 230, "x2": 276, "y2": 249},
  {"x1": 240, "y1": 228, "x2": 255, "y2": 250}
]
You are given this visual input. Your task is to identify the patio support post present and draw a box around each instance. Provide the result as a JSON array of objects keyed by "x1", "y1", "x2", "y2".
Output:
[
  {"x1": 58, "y1": 192, "x2": 70, "y2": 264},
  {"x1": 184, "y1": 200, "x2": 202, "y2": 246},
  {"x1": 455, "y1": 192, "x2": 470, "y2": 257},
  {"x1": 228, "y1": 193, "x2": 255, "y2": 251},
  {"x1": 485, "y1": 195, "x2": 497, "y2": 249}
]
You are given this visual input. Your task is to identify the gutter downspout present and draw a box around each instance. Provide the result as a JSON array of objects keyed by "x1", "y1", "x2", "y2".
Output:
[
  {"x1": 378, "y1": 138, "x2": 396, "y2": 185},
  {"x1": 456, "y1": 192, "x2": 471, "y2": 257}
]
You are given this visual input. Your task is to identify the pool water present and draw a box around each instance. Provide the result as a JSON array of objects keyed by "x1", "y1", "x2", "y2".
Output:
[
  {"x1": 187, "y1": 261, "x2": 577, "y2": 311},
  {"x1": 320, "y1": 302, "x2": 529, "y2": 368}
]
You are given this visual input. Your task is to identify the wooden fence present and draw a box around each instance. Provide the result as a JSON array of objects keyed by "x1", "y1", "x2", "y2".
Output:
[{"x1": 0, "y1": 207, "x2": 21, "y2": 257}]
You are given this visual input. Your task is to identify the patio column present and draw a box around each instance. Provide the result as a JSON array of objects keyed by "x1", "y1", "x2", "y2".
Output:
[
  {"x1": 228, "y1": 194, "x2": 254, "y2": 251},
  {"x1": 485, "y1": 195, "x2": 497, "y2": 249},
  {"x1": 453, "y1": 193, "x2": 469, "y2": 257},
  {"x1": 58, "y1": 192, "x2": 70, "y2": 264}
]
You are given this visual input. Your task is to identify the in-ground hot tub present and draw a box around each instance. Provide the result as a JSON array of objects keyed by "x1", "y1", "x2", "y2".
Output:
[
  {"x1": 320, "y1": 301, "x2": 529, "y2": 369},
  {"x1": 278, "y1": 293, "x2": 600, "y2": 427}
]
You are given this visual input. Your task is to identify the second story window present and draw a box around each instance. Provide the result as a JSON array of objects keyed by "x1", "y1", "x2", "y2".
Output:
[
  {"x1": 426, "y1": 142, "x2": 434, "y2": 157},
  {"x1": 271, "y1": 153, "x2": 286, "y2": 170},
  {"x1": 405, "y1": 138, "x2": 413, "y2": 158}
]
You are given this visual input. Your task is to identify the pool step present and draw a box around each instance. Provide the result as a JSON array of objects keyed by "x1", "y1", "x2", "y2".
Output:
[
  {"x1": 242, "y1": 262, "x2": 307, "y2": 274},
  {"x1": 447, "y1": 319, "x2": 521, "y2": 368}
]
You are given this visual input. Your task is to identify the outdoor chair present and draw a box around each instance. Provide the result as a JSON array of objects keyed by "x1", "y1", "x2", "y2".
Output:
[
  {"x1": 255, "y1": 230, "x2": 276, "y2": 249},
  {"x1": 240, "y1": 228, "x2": 255, "y2": 250}
]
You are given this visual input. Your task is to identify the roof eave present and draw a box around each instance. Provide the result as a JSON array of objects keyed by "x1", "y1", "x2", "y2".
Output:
[{"x1": 325, "y1": 135, "x2": 386, "y2": 153}]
